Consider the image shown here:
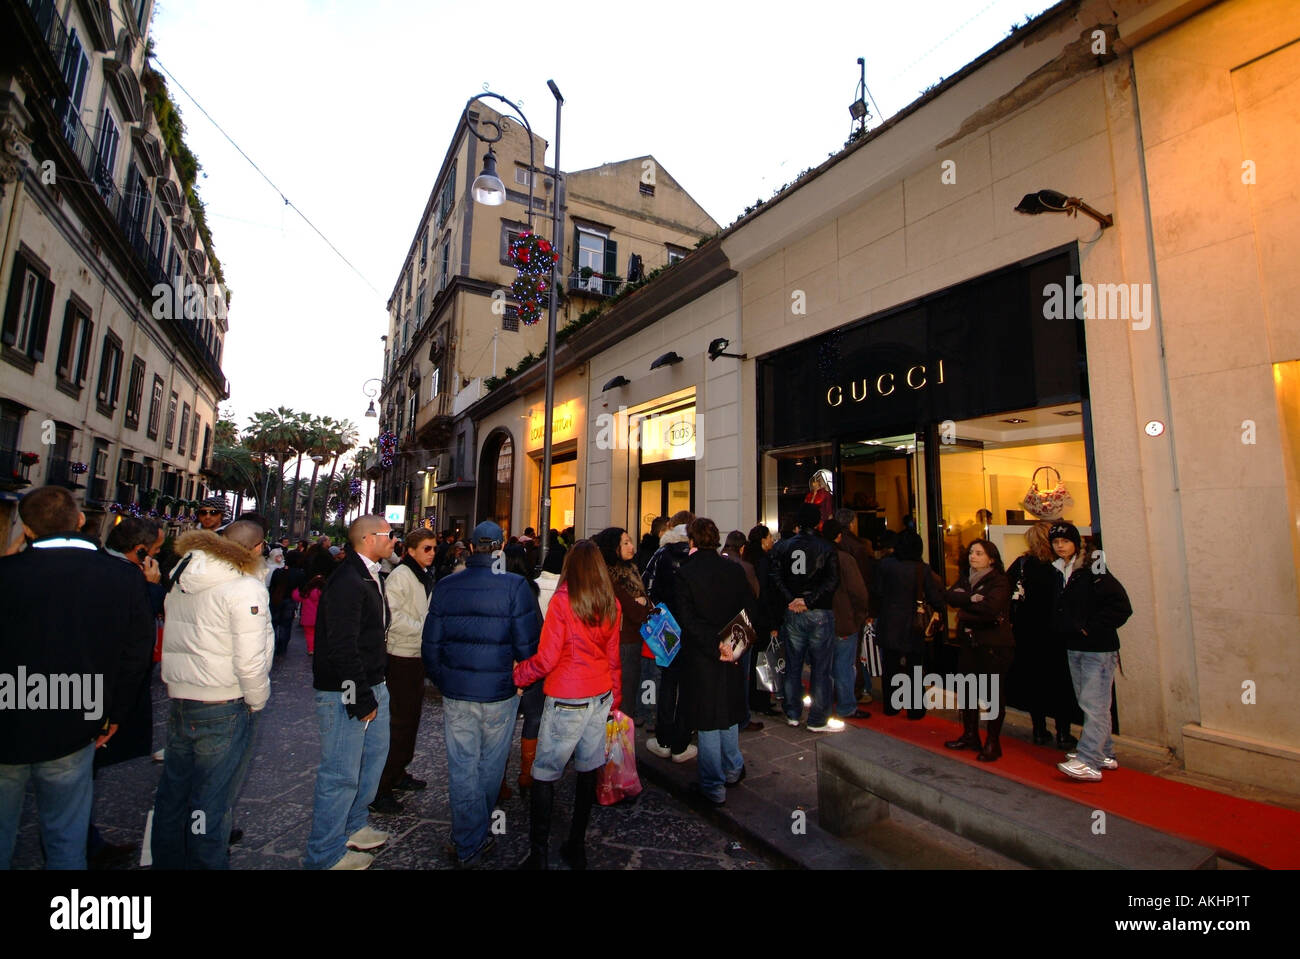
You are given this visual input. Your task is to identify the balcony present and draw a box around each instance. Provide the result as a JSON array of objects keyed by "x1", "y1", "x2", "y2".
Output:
[
  {"x1": 567, "y1": 271, "x2": 623, "y2": 299},
  {"x1": 46, "y1": 457, "x2": 80, "y2": 490},
  {"x1": 0, "y1": 448, "x2": 36, "y2": 491},
  {"x1": 24, "y1": 0, "x2": 70, "y2": 69}
]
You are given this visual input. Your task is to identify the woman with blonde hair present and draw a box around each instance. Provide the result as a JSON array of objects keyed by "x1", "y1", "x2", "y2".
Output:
[
  {"x1": 1007, "y1": 521, "x2": 1079, "y2": 749},
  {"x1": 513, "y1": 541, "x2": 622, "y2": 870}
]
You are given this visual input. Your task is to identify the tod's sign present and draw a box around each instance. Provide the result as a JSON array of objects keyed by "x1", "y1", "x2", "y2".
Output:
[{"x1": 825, "y1": 359, "x2": 946, "y2": 408}]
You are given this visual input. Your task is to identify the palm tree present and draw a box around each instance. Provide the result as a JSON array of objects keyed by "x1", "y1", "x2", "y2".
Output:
[
  {"x1": 247, "y1": 407, "x2": 300, "y2": 534},
  {"x1": 285, "y1": 412, "x2": 322, "y2": 539},
  {"x1": 319, "y1": 417, "x2": 359, "y2": 531},
  {"x1": 302, "y1": 418, "x2": 336, "y2": 538}
]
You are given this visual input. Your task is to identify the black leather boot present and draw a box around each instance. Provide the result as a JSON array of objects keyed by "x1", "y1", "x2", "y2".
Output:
[
  {"x1": 560, "y1": 770, "x2": 597, "y2": 870},
  {"x1": 520, "y1": 779, "x2": 553, "y2": 869},
  {"x1": 977, "y1": 710, "x2": 1005, "y2": 762},
  {"x1": 1031, "y1": 714, "x2": 1051, "y2": 746},
  {"x1": 1055, "y1": 725, "x2": 1078, "y2": 750},
  {"x1": 944, "y1": 709, "x2": 982, "y2": 750}
]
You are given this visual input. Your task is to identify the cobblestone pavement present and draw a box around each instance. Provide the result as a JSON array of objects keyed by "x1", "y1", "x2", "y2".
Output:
[{"x1": 9, "y1": 624, "x2": 769, "y2": 871}]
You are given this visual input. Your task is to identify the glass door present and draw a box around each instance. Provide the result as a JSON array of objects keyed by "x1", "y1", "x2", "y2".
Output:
[
  {"x1": 638, "y1": 460, "x2": 694, "y2": 535},
  {"x1": 838, "y1": 433, "x2": 921, "y2": 551}
]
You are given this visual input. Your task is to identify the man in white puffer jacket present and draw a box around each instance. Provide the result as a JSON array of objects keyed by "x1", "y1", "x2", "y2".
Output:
[{"x1": 151, "y1": 521, "x2": 274, "y2": 869}]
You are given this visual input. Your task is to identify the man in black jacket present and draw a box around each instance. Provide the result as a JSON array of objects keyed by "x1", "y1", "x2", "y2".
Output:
[
  {"x1": 304, "y1": 516, "x2": 394, "y2": 870},
  {"x1": 1048, "y1": 523, "x2": 1132, "y2": 782},
  {"x1": 643, "y1": 511, "x2": 698, "y2": 762},
  {"x1": 769, "y1": 503, "x2": 842, "y2": 732},
  {"x1": 0, "y1": 487, "x2": 153, "y2": 869}
]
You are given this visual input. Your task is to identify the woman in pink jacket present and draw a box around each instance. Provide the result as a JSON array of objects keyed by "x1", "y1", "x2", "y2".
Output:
[
  {"x1": 292, "y1": 574, "x2": 326, "y2": 655},
  {"x1": 513, "y1": 541, "x2": 621, "y2": 870}
]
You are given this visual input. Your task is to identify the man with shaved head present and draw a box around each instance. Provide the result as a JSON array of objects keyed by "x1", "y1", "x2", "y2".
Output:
[{"x1": 304, "y1": 515, "x2": 395, "y2": 869}]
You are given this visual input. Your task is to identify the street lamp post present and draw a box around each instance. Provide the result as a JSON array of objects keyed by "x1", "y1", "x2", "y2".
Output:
[{"x1": 465, "y1": 82, "x2": 564, "y2": 572}]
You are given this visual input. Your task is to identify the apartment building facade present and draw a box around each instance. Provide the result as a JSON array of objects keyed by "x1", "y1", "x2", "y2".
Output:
[
  {"x1": 373, "y1": 102, "x2": 717, "y2": 535},
  {"x1": 0, "y1": 0, "x2": 228, "y2": 540}
]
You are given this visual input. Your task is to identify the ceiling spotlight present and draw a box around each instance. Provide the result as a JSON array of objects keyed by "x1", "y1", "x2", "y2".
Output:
[
  {"x1": 708, "y1": 337, "x2": 747, "y2": 361},
  {"x1": 1014, "y1": 189, "x2": 1113, "y2": 228},
  {"x1": 1001, "y1": 417, "x2": 1028, "y2": 424},
  {"x1": 1054, "y1": 409, "x2": 1082, "y2": 417},
  {"x1": 649, "y1": 351, "x2": 683, "y2": 370},
  {"x1": 602, "y1": 375, "x2": 630, "y2": 391}
]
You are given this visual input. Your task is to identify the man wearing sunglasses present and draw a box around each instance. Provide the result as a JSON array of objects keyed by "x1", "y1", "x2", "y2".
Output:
[
  {"x1": 305, "y1": 516, "x2": 395, "y2": 870},
  {"x1": 372, "y1": 528, "x2": 438, "y2": 814},
  {"x1": 196, "y1": 498, "x2": 227, "y2": 533}
]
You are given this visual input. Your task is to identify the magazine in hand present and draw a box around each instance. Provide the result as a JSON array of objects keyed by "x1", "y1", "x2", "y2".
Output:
[{"x1": 718, "y1": 608, "x2": 756, "y2": 661}]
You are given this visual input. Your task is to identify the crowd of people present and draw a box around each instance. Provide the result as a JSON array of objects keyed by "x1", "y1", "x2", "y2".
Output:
[{"x1": 0, "y1": 476, "x2": 1132, "y2": 871}]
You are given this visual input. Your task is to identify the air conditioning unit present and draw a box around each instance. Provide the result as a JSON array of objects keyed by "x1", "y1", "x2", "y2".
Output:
[{"x1": 434, "y1": 453, "x2": 452, "y2": 484}]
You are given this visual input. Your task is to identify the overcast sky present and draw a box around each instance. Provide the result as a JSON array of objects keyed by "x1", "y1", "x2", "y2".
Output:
[{"x1": 148, "y1": 0, "x2": 1059, "y2": 451}]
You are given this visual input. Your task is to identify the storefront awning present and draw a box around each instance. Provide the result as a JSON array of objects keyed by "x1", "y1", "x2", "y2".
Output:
[{"x1": 431, "y1": 480, "x2": 475, "y2": 494}]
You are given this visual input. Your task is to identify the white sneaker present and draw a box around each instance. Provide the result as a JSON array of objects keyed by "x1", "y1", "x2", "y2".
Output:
[
  {"x1": 151, "y1": 748, "x2": 165, "y2": 762},
  {"x1": 328, "y1": 850, "x2": 374, "y2": 870},
  {"x1": 671, "y1": 744, "x2": 699, "y2": 763},
  {"x1": 786, "y1": 716, "x2": 801, "y2": 727},
  {"x1": 1067, "y1": 752, "x2": 1118, "y2": 770},
  {"x1": 645, "y1": 738, "x2": 672, "y2": 759},
  {"x1": 346, "y1": 826, "x2": 389, "y2": 851},
  {"x1": 1058, "y1": 758, "x2": 1103, "y2": 781},
  {"x1": 808, "y1": 718, "x2": 846, "y2": 733}
]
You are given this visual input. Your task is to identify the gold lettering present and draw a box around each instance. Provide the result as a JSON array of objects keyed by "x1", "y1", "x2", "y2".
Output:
[
  {"x1": 876, "y1": 372, "x2": 895, "y2": 396},
  {"x1": 826, "y1": 385, "x2": 843, "y2": 407},
  {"x1": 906, "y1": 365, "x2": 926, "y2": 389},
  {"x1": 850, "y1": 379, "x2": 869, "y2": 403},
  {"x1": 937, "y1": 358, "x2": 945, "y2": 384}
]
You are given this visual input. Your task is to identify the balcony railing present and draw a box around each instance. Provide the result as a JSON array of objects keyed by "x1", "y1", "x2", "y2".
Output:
[
  {"x1": 0, "y1": 448, "x2": 36, "y2": 488},
  {"x1": 46, "y1": 457, "x2": 76, "y2": 489},
  {"x1": 25, "y1": 0, "x2": 70, "y2": 68},
  {"x1": 567, "y1": 271, "x2": 623, "y2": 298}
]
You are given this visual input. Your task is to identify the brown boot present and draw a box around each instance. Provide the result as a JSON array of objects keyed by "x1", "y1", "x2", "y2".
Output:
[
  {"x1": 518, "y1": 737, "x2": 538, "y2": 794},
  {"x1": 944, "y1": 709, "x2": 983, "y2": 751}
]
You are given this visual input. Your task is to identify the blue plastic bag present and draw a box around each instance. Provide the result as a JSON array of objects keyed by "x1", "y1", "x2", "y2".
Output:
[{"x1": 640, "y1": 603, "x2": 682, "y2": 667}]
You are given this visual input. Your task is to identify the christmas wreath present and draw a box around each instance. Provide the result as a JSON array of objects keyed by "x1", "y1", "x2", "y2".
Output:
[{"x1": 508, "y1": 231, "x2": 558, "y2": 326}]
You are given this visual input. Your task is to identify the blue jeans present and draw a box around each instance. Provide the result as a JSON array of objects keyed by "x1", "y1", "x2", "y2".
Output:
[
  {"x1": 443, "y1": 696, "x2": 516, "y2": 861},
  {"x1": 1067, "y1": 650, "x2": 1117, "y2": 770},
  {"x1": 697, "y1": 725, "x2": 744, "y2": 802},
  {"x1": 0, "y1": 740, "x2": 95, "y2": 869},
  {"x1": 833, "y1": 634, "x2": 860, "y2": 716},
  {"x1": 518, "y1": 681, "x2": 545, "y2": 740},
  {"x1": 304, "y1": 683, "x2": 391, "y2": 869},
  {"x1": 782, "y1": 609, "x2": 835, "y2": 726},
  {"x1": 153, "y1": 699, "x2": 256, "y2": 869},
  {"x1": 532, "y1": 691, "x2": 613, "y2": 781}
]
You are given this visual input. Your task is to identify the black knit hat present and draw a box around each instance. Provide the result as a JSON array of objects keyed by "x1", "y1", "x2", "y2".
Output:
[{"x1": 1048, "y1": 522, "x2": 1081, "y2": 549}]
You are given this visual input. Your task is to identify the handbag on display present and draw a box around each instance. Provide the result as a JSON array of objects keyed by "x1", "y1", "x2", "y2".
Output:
[
  {"x1": 859, "y1": 619, "x2": 882, "y2": 678},
  {"x1": 912, "y1": 564, "x2": 943, "y2": 640},
  {"x1": 718, "y1": 607, "x2": 756, "y2": 662},
  {"x1": 639, "y1": 603, "x2": 682, "y2": 667},
  {"x1": 1022, "y1": 466, "x2": 1074, "y2": 520}
]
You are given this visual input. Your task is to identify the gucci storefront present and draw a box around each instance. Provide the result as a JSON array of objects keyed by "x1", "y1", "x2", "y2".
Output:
[{"x1": 758, "y1": 247, "x2": 1097, "y2": 589}]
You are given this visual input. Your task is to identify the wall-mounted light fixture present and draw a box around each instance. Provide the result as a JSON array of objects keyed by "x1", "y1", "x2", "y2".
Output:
[
  {"x1": 708, "y1": 337, "x2": 747, "y2": 361},
  {"x1": 602, "y1": 375, "x2": 630, "y2": 391},
  {"x1": 649, "y1": 351, "x2": 683, "y2": 371},
  {"x1": 1014, "y1": 189, "x2": 1113, "y2": 228}
]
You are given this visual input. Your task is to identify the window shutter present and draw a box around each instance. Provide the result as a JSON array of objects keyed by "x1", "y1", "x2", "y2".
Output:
[
  {"x1": 604, "y1": 239, "x2": 618, "y2": 278},
  {"x1": 76, "y1": 318, "x2": 93, "y2": 384},
  {"x1": 31, "y1": 273, "x2": 55, "y2": 361},
  {"x1": 56, "y1": 301, "x2": 76, "y2": 375},
  {"x1": 572, "y1": 225, "x2": 580, "y2": 271},
  {"x1": 1, "y1": 255, "x2": 22, "y2": 347}
]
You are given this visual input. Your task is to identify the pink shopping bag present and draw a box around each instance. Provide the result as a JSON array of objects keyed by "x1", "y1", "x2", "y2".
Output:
[{"x1": 597, "y1": 709, "x2": 643, "y2": 806}]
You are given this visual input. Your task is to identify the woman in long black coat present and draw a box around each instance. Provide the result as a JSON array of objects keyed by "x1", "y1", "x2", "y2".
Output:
[
  {"x1": 676, "y1": 518, "x2": 759, "y2": 805},
  {"x1": 944, "y1": 539, "x2": 1015, "y2": 761},
  {"x1": 873, "y1": 529, "x2": 945, "y2": 719}
]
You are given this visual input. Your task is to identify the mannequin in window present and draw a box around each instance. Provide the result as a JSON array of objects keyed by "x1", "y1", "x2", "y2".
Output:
[{"x1": 804, "y1": 469, "x2": 834, "y2": 530}]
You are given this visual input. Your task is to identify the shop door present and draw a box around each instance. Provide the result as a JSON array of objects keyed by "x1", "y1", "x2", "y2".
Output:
[
  {"x1": 838, "y1": 433, "x2": 925, "y2": 551},
  {"x1": 638, "y1": 460, "x2": 694, "y2": 536}
]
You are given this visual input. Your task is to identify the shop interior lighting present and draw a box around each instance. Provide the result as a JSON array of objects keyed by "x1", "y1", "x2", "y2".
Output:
[
  {"x1": 1014, "y1": 189, "x2": 1113, "y2": 228},
  {"x1": 649, "y1": 351, "x2": 683, "y2": 370},
  {"x1": 1054, "y1": 409, "x2": 1082, "y2": 416},
  {"x1": 1001, "y1": 417, "x2": 1028, "y2": 424},
  {"x1": 602, "y1": 375, "x2": 630, "y2": 391}
]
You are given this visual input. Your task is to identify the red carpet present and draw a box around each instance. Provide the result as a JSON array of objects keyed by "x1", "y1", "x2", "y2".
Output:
[{"x1": 843, "y1": 711, "x2": 1300, "y2": 869}]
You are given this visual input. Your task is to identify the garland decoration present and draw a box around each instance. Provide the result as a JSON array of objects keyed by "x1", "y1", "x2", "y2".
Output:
[{"x1": 378, "y1": 430, "x2": 398, "y2": 469}]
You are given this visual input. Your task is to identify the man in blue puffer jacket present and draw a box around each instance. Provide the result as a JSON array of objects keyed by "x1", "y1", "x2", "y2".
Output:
[{"x1": 422, "y1": 521, "x2": 540, "y2": 867}]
